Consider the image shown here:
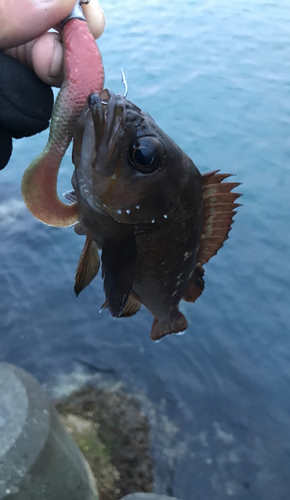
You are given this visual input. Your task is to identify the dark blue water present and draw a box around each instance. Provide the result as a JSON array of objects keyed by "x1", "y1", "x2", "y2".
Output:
[{"x1": 1, "y1": 1, "x2": 290, "y2": 498}]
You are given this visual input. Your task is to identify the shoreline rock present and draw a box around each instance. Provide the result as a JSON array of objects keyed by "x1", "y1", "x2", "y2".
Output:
[{"x1": 56, "y1": 386, "x2": 154, "y2": 500}]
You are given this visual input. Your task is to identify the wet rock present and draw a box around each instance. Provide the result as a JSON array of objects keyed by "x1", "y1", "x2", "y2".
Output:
[{"x1": 56, "y1": 386, "x2": 153, "y2": 500}]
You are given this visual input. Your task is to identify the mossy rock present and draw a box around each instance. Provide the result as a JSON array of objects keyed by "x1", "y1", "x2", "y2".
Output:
[{"x1": 56, "y1": 386, "x2": 153, "y2": 500}]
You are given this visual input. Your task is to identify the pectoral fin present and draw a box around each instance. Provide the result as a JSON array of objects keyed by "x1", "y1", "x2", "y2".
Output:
[
  {"x1": 75, "y1": 236, "x2": 100, "y2": 296},
  {"x1": 64, "y1": 190, "x2": 77, "y2": 204},
  {"x1": 101, "y1": 233, "x2": 137, "y2": 317},
  {"x1": 198, "y1": 170, "x2": 241, "y2": 266},
  {"x1": 150, "y1": 309, "x2": 188, "y2": 341},
  {"x1": 183, "y1": 265, "x2": 205, "y2": 303}
]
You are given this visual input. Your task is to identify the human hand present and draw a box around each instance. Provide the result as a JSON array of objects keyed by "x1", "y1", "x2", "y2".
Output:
[
  {"x1": 0, "y1": 0, "x2": 105, "y2": 86},
  {"x1": 0, "y1": 0, "x2": 105, "y2": 170}
]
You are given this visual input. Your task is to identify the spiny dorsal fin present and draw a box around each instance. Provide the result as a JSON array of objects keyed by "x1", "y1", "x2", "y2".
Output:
[
  {"x1": 197, "y1": 170, "x2": 241, "y2": 266},
  {"x1": 183, "y1": 265, "x2": 205, "y2": 303},
  {"x1": 74, "y1": 236, "x2": 100, "y2": 296}
]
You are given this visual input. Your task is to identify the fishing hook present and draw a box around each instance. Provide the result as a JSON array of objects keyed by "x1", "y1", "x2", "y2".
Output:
[
  {"x1": 121, "y1": 68, "x2": 128, "y2": 98},
  {"x1": 101, "y1": 68, "x2": 129, "y2": 105}
]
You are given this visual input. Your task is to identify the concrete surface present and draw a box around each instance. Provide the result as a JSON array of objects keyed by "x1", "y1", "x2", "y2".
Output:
[{"x1": 0, "y1": 363, "x2": 98, "y2": 500}]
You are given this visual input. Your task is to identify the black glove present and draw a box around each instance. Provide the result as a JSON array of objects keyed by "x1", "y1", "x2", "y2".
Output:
[{"x1": 0, "y1": 52, "x2": 54, "y2": 170}]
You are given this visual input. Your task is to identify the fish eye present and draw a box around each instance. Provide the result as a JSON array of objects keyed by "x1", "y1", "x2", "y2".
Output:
[{"x1": 129, "y1": 137, "x2": 162, "y2": 174}]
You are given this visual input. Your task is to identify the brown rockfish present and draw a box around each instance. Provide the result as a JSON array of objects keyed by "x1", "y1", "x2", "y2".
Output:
[{"x1": 69, "y1": 89, "x2": 241, "y2": 341}]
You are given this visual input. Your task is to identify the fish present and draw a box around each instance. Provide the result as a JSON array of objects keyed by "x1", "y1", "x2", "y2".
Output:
[{"x1": 68, "y1": 89, "x2": 241, "y2": 341}]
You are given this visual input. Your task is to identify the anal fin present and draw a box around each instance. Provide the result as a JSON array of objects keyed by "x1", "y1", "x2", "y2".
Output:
[
  {"x1": 119, "y1": 293, "x2": 141, "y2": 317},
  {"x1": 198, "y1": 170, "x2": 242, "y2": 266},
  {"x1": 75, "y1": 236, "x2": 100, "y2": 296},
  {"x1": 100, "y1": 292, "x2": 141, "y2": 318},
  {"x1": 183, "y1": 265, "x2": 205, "y2": 303},
  {"x1": 150, "y1": 309, "x2": 188, "y2": 341}
]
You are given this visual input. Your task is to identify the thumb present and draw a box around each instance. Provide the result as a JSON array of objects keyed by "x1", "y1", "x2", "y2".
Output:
[{"x1": 0, "y1": 0, "x2": 76, "y2": 50}]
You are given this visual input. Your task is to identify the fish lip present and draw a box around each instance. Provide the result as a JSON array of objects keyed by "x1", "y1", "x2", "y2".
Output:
[
  {"x1": 74, "y1": 90, "x2": 128, "y2": 217},
  {"x1": 91, "y1": 90, "x2": 126, "y2": 177}
]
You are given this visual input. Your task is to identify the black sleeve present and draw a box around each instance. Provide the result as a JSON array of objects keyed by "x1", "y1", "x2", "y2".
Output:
[{"x1": 0, "y1": 52, "x2": 54, "y2": 169}]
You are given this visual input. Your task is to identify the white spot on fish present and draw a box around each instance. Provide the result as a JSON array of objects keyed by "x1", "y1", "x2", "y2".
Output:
[
  {"x1": 136, "y1": 205, "x2": 140, "y2": 209},
  {"x1": 184, "y1": 251, "x2": 192, "y2": 260},
  {"x1": 151, "y1": 219, "x2": 155, "y2": 223},
  {"x1": 111, "y1": 174, "x2": 117, "y2": 179},
  {"x1": 163, "y1": 214, "x2": 168, "y2": 219},
  {"x1": 177, "y1": 272, "x2": 183, "y2": 279},
  {"x1": 171, "y1": 290, "x2": 178, "y2": 297},
  {"x1": 117, "y1": 209, "x2": 122, "y2": 214},
  {"x1": 126, "y1": 209, "x2": 130, "y2": 214}
]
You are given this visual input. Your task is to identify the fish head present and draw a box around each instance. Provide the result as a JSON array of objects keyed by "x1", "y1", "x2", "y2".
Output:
[{"x1": 72, "y1": 90, "x2": 196, "y2": 225}]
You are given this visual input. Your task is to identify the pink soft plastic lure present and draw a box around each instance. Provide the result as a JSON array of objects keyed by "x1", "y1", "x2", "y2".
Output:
[{"x1": 21, "y1": 13, "x2": 104, "y2": 227}]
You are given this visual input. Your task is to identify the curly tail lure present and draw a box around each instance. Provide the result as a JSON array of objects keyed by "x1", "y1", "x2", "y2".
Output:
[{"x1": 21, "y1": 1, "x2": 104, "y2": 227}]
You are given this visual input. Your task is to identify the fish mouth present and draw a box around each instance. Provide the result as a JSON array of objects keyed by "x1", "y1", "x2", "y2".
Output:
[
  {"x1": 73, "y1": 90, "x2": 125, "y2": 213},
  {"x1": 89, "y1": 89, "x2": 126, "y2": 177}
]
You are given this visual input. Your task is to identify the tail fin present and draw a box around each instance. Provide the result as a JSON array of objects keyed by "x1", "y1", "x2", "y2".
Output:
[{"x1": 150, "y1": 310, "x2": 188, "y2": 341}]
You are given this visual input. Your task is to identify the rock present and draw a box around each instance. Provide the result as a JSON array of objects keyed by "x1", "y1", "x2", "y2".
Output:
[
  {"x1": 0, "y1": 363, "x2": 98, "y2": 500},
  {"x1": 56, "y1": 386, "x2": 154, "y2": 500}
]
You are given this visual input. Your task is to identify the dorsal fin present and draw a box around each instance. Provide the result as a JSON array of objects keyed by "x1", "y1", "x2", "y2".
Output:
[{"x1": 197, "y1": 170, "x2": 241, "y2": 266}]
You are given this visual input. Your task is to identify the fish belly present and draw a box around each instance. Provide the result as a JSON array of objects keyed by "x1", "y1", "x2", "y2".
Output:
[{"x1": 133, "y1": 222, "x2": 199, "y2": 322}]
